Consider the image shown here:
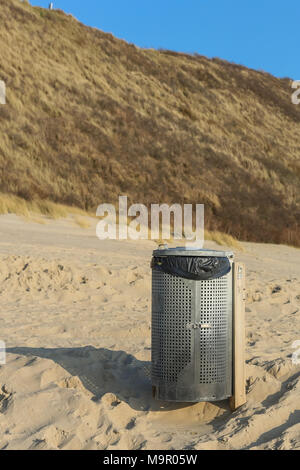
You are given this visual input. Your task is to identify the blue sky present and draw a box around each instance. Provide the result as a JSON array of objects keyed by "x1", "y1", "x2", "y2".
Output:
[{"x1": 31, "y1": 0, "x2": 299, "y2": 79}]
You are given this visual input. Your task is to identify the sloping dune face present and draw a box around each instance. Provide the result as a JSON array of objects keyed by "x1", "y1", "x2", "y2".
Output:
[
  {"x1": 0, "y1": 215, "x2": 299, "y2": 450},
  {"x1": 0, "y1": 0, "x2": 299, "y2": 246}
]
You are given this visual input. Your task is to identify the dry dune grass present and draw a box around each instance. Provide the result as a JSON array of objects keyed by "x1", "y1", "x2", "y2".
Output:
[
  {"x1": 204, "y1": 230, "x2": 243, "y2": 250},
  {"x1": 152, "y1": 229, "x2": 243, "y2": 250},
  {"x1": 0, "y1": 192, "x2": 242, "y2": 248},
  {"x1": 0, "y1": 192, "x2": 87, "y2": 219},
  {"x1": 0, "y1": 0, "x2": 299, "y2": 246}
]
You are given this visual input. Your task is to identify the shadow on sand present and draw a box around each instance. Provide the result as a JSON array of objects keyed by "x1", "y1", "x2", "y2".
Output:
[{"x1": 7, "y1": 346, "x2": 230, "y2": 422}]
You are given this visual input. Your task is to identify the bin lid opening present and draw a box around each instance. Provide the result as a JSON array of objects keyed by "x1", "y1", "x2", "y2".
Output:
[
  {"x1": 153, "y1": 246, "x2": 234, "y2": 258},
  {"x1": 151, "y1": 250, "x2": 232, "y2": 280}
]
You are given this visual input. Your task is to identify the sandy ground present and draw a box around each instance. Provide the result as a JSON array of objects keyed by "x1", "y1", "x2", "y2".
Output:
[{"x1": 0, "y1": 214, "x2": 299, "y2": 450}]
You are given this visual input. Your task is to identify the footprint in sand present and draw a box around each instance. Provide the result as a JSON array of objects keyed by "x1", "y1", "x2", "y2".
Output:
[{"x1": 0, "y1": 385, "x2": 14, "y2": 414}]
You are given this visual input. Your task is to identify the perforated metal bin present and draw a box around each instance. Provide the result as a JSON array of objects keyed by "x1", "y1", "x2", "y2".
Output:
[{"x1": 151, "y1": 247, "x2": 234, "y2": 402}]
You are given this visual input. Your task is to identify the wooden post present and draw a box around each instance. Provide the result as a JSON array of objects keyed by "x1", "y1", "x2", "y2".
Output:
[{"x1": 229, "y1": 262, "x2": 246, "y2": 411}]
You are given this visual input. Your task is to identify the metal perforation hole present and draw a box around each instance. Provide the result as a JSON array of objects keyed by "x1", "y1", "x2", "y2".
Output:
[
  {"x1": 197, "y1": 277, "x2": 229, "y2": 384},
  {"x1": 152, "y1": 271, "x2": 192, "y2": 383}
]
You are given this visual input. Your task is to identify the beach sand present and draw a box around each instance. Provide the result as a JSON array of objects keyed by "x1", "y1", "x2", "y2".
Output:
[{"x1": 0, "y1": 214, "x2": 299, "y2": 450}]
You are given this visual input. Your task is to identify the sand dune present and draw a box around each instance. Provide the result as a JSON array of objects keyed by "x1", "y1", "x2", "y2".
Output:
[{"x1": 0, "y1": 214, "x2": 299, "y2": 450}]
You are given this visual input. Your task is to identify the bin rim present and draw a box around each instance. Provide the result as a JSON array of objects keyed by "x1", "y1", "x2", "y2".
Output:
[{"x1": 152, "y1": 246, "x2": 234, "y2": 258}]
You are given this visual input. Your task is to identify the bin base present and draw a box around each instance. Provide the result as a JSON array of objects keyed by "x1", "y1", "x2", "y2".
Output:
[{"x1": 152, "y1": 382, "x2": 232, "y2": 403}]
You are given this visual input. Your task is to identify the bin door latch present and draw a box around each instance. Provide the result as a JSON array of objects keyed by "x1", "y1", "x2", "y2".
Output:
[{"x1": 186, "y1": 322, "x2": 212, "y2": 330}]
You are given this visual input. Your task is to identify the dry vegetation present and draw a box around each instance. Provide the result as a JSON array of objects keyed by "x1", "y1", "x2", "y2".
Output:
[
  {"x1": 0, "y1": 0, "x2": 299, "y2": 246},
  {"x1": 0, "y1": 192, "x2": 87, "y2": 218}
]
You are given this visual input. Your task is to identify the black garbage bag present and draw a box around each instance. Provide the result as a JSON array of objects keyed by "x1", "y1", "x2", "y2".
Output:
[{"x1": 151, "y1": 255, "x2": 231, "y2": 280}]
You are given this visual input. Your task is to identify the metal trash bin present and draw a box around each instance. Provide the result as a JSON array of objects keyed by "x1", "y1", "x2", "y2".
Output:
[{"x1": 151, "y1": 246, "x2": 235, "y2": 402}]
